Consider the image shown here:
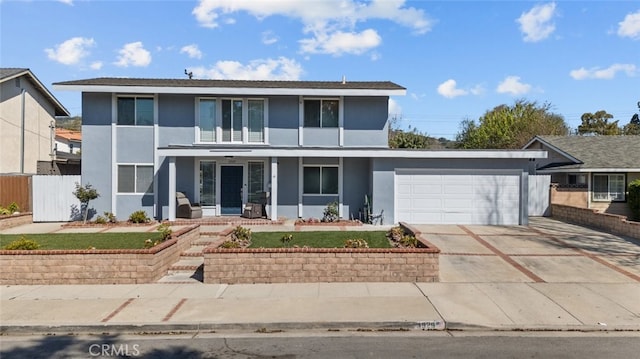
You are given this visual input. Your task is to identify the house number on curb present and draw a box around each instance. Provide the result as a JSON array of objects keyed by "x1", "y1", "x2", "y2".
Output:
[{"x1": 416, "y1": 320, "x2": 444, "y2": 330}]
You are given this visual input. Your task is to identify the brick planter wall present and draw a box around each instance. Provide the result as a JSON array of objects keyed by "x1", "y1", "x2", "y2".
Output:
[
  {"x1": 0, "y1": 213, "x2": 33, "y2": 230},
  {"x1": 551, "y1": 204, "x2": 640, "y2": 240},
  {"x1": 203, "y1": 227, "x2": 439, "y2": 284},
  {"x1": 0, "y1": 225, "x2": 200, "y2": 285}
]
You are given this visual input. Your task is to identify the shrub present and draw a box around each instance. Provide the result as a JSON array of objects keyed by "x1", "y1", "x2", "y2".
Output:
[
  {"x1": 157, "y1": 223, "x2": 172, "y2": 241},
  {"x1": 129, "y1": 210, "x2": 150, "y2": 223},
  {"x1": 4, "y1": 237, "x2": 40, "y2": 250},
  {"x1": 7, "y1": 202, "x2": 19, "y2": 214},
  {"x1": 343, "y1": 238, "x2": 369, "y2": 248},
  {"x1": 219, "y1": 226, "x2": 252, "y2": 248},
  {"x1": 95, "y1": 215, "x2": 107, "y2": 224},
  {"x1": 322, "y1": 201, "x2": 339, "y2": 222},
  {"x1": 387, "y1": 226, "x2": 420, "y2": 248},
  {"x1": 0, "y1": 207, "x2": 10, "y2": 215},
  {"x1": 629, "y1": 179, "x2": 640, "y2": 221},
  {"x1": 399, "y1": 235, "x2": 418, "y2": 248},
  {"x1": 220, "y1": 240, "x2": 241, "y2": 249},
  {"x1": 280, "y1": 234, "x2": 293, "y2": 247},
  {"x1": 143, "y1": 239, "x2": 160, "y2": 249},
  {"x1": 104, "y1": 212, "x2": 117, "y2": 223},
  {"x1": 73, "y1": 183, "x2": 100, "y2": 223}
]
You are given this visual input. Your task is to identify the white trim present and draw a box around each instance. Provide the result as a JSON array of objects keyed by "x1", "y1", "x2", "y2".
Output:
[
  {"x1": 338, "y1": 96, "x2": 344, "y2": 147},
  {"x1": 338, "y1": 157, "x2": 343, "y2": 218},
  {"x1": 271, "y1": 157, "x2": 278, "y2": 220},
  {"x1": 298, "y1": 96, "x2": 304, "y2": 146},
  {"x1": 158, "y1": 147, "x2": 547, "y2": 159},
  {"x1": 111, "y1": 96, "x2": 117, "y2": 215},
  {"x1": 524, "y1": 137, "x2": 581, "y2": 164},
  {"x1": 195, "y1": 97, "x2": 217, "y2": 144},
  {"x1": 168, "y1": 157, "x2": 176, "y2": 221},
  {"x1": 537, "y1": 168, "x2": 640, "y2": 173},
  {"x1": 592, "y1": 173, "x2": 626, "y2": 202},
  {"x1": 242, "y1": 98, "x2": 248, "y2": 144},
  {"x1": 263, "y1": 99, "x2": 270, "y2": 144},
  {"x1": 298, "y1": 157, "x2": 303, "y2": 218},
  {"x1": 54, "y1": 84, "x2": 407, "y2": 97},
  {"x1": 153, "y1": 94, "x2": 159, "y2": 219}
]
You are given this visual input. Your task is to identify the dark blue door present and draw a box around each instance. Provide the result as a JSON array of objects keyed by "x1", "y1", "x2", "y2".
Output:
[{"x1": 221, "y1": 166, "x2": 243, "y2": 215}]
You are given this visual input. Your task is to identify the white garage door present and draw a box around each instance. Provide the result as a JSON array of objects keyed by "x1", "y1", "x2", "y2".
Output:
[{"x1": 395, "y1": 171, "x2": 521, "y2": 225}]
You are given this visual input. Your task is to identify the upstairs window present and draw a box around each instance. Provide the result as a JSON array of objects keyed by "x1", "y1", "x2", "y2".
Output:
[
  {"x1": 198, "y1": 99, "x2": 216, "y2": 142},
  {"x1": 593, "y1": 174, "x2": 625, "y2": 201},
  {"x1": 222, "y1": 99, "x2": 243, "y2": 142},
  {"x1": 117, "y1": 97, "x2": 153, "y2": 126},
  {"x1": 304, "y1": 99, "x2": 338, "y2": 128}
]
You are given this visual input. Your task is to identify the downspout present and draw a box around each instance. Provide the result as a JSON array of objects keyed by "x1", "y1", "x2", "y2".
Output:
[{"x1": 20, "y1": 89, "x2": 26, "y2": 173}]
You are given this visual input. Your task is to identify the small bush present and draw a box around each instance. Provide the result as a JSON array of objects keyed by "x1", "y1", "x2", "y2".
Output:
[
  {"x1": 157, "y1": 223, "x2": 172, "y2": 241},
  {"x1": 629, "y1": 179, "x2": 640, "y2": 221},
  {"x1": 0, "y1": 207, "x2": 10, "y2": 215},
  {"x1": 280, "y1": 234, "x2": 293, "y2": 246},
  {"x1": 129, "y1": 210, "x2": 150, "y2": 223},
  {"x1": 7, "y1": 202, "x2": 19, "y2": 213},
  {"x1": 95, "y1": 215, "x2": 107, "y2": 224},
  {"x1": 232, "y1": 225, "x2": 252, "y2": 242},
  {"x1": 220, "y1": 240, "x2": 241, "y2": 249},
  {"x1": 104, "y1": 212, "x2": 117, "y2": 223},
  {"x1": 343, "y1": 238, "x2": 369, "y2": 248},
  {"x1": 322, "y1": 201, "x2": 339, "y2": 222},
  {"x1": 4, "y1": 237, "x2": 40, "y2": 250},
  {"x1": 399, "y1": 235, "x2": 418, "y2": 248},
  {"x1": 143, "y1": 239, "x2": 160, "y2": 249}
]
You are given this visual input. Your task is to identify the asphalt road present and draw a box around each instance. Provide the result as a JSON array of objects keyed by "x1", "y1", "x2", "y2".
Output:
[{"x1": 2, "y1": 331, "x2": 640, "y2": 359}]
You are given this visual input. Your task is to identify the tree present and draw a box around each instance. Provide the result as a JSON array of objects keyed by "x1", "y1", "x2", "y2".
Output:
[
  {"x1": 577, "y1": 110, "x2": 621, "y2": 135},
  {"x1": 73, "y1": 183, "x2": 99, "y2": 223},
  {"x1": 455, "y1": 99, "x2": 569, "y2": 149},
  {"x1": 388, "y1": 115, "x2": 433, "y2": 149},
  {"x1": 623, "y1": 113, "x2": 640, "y2": 135}
]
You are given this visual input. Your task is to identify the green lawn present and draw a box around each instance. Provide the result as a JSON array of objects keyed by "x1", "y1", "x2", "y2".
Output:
[
  {"x1": 248, "y1": 231, "x2": 391, "y2": 249},
  {"x1": 0, "y1": 232, "x2": 164, "y2": 250}
]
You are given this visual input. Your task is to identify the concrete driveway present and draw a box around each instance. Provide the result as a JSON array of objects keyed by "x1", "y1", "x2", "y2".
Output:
[{"x1": 411, "y1": 217, "x2": 640, "y2": 284}]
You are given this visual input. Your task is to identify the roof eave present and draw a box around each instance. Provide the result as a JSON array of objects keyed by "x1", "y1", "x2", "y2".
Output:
[{"x1": 3, "y1": 69, "x2": 70, "y2": 116}]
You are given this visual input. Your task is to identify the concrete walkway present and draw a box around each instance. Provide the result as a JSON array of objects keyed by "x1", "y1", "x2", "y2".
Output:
[{"x1": 1, "y1": 218, "x2": 639, "y2": 334}]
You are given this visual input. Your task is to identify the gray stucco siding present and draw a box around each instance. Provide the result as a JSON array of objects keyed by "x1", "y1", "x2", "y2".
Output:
[
  {"x1": 303, "y1": 128, "x2": 339, "y2": 146},
  {"x1": 80, "y1": 124, "x2": 113, "y2": 219},
  {"x1": 343, "y1": 96, "x2": 389, "y2": 147},
  {"x1": 82, "y1": 93, "x2": 112, "y2": 125},
  {"x1": 267, "y1": 96, "x2": 299, "y2": 146},
  {"x1": 116, "y1": 127, "x2": 154, "y2": 163},
  {"x1": 116, "y1": 194, "x2": 154, "y2": 221},
  {"x1": 342, "y1": 158, "x2": 371, "y2": 221}
]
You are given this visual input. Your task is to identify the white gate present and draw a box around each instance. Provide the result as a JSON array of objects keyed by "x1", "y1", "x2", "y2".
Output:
[
  {"x1": 32, "y1": 175, "x2": 81, "y2": 222},
  {"x1": 528, "y1": 175, "x2": 551, "y2": 216}
]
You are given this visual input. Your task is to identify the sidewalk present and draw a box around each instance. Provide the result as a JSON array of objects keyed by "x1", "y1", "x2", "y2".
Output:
[{"x1": 2, "y1": 281, "x2": 639, "y2": 334}]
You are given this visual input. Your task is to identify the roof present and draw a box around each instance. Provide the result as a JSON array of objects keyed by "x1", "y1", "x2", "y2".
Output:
[
  {"x1": 53, "y1": 77, "x2": 406, "y2": 96},
  {"x1": 0, "y1": 68, "x2": 70, "y2": 116},
  {"x1": 55, "y1": 128, "x2": 82, "y2": 142},
  {"x1": 527, "y1": 135, "x2": 640, "y2": 171}
]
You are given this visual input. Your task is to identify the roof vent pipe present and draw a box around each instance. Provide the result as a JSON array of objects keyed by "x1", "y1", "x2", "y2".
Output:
[{"x1": 342, "y1": 75, "x2": 346, "y2": 84}]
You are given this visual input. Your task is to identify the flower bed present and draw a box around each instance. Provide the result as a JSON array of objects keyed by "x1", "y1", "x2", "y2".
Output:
[
  {"x1": 0, "y1": 225, "x2": 200, "y2": 285},
  {"x1": 294, "y1": 218, "x2": 363, "y2": 226},
  {"x1": 203, "y1": 224, "x2": 439, "y2": 284}
]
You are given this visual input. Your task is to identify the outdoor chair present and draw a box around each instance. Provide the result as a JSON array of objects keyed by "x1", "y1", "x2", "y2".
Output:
[
  {"x1": 176, "y1": 192, "x2": 202, "y2": 219},
  {"x1": 369, "y1": 209, "x2": 384, "y2": 225}
]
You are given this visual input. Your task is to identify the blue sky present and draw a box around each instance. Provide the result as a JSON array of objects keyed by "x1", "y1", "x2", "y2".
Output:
[{"x1": 1, "y1": 0, "x2": 639, "y2": 139}]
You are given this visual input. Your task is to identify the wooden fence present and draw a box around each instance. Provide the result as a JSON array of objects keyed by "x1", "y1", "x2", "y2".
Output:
[{"x1": 0, "y1": 175, "x2": 31, "y2": 212}]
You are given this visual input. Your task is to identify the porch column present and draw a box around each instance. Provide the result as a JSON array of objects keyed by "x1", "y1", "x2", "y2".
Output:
[
  {"x1": 270, "y1": 157, "x2": 278, "y2": 221},
  {"x1": 168, "y1": 156, "x2": 176, "y2": 221},
  {"x1": 338, "y1": 157, "x2": 344, "y2": 218}
]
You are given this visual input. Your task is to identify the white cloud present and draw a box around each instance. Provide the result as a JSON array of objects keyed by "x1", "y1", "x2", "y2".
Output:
[
  {"x1": 45, "y1": 37, "x2": 95, "y2": 65},
  {"x1": 261, "y1": 31, "x2": 278, "y2": 45},
  {"x1": 469, "y1": 84, "x2": 486, "y2": 96},
  {"x1": 180, "y1": 44, "x2": 203, "y2": 59},
  {"x1": 57, "y1": 0, "x2": 73, "y2": 5},
  {"x1": 114, "y1": 42, "x2": 152, "y2": 67},
  {"x1": 569, "y1": 63, "x2": 637, "y2": 80},
  {"x1": 437, "y1": 79, "x2": 468, "y2": 99},
  {"x1": 189, "y1": 57, "x2": 303, "y2": 80},
  {"x1": 90, "y1": 61, "x2": 103, "y2": 70},
  {"x1": 192, "y1": 0, "x2": 432, "y2": 55},
  {"x1": 618, "y1": 10, "x2": 640, "y2": 40},
  {"x1": 388, "y1": 98, "x2": 402, "y2": 117},
  {"x1": 496, "y1": 76, "x2": 532, "y2": 95},
  {"x1": 517, "y1": 2, "x2": 557, "y2": 42},
  {"x1": 299, "y1": 29, "x2": 381, "y2": 56}
]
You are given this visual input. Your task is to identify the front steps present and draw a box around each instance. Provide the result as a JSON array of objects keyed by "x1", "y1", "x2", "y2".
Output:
[{"x1": 157, "y1": 236, "x2": 219, "y2": 283}]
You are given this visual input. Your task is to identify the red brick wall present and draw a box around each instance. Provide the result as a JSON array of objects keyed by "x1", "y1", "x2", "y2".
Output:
[
  {"x1": 0, "y1": 225, "x2": 200, "y2": 284},
  {"x1": 203, "y1": 228, "x2": 440, "y2": 284},
  {"x1": 551, "y1": 204, "x2": 640, "y2": 240}
]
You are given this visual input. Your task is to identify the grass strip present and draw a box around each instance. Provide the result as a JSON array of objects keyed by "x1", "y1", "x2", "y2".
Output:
[
  {"x1": 0, "y1": 232, "x2": 164, "y2": 250},
  {"x1": 248, "y1": 231, "x2": 391, "y2": 249}
]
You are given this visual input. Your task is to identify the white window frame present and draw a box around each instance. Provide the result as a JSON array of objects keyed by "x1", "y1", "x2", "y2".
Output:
[
  {"x1": 116, "y1": 96, "x2": 154, "y2": 126},
  {"x1": 117, "y1": 163, "x2": 154, "y2": 194},
  {"x1": 196, "y1": 97, "x2": 217, "y2": 143},
  {"x1": 303, "y1": 98, "x2": 340, "y2": 128},
  {"x1": 302, "y1": 165, "x2": 339, "y2": 195},
  {"x1": 592, "y1": 174, "x2": 625, "y2": 202}
]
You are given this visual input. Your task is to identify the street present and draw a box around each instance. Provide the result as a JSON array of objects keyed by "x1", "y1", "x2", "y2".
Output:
[{"x1": 2, "y1": 331, "x2": 640, "y2": 358}]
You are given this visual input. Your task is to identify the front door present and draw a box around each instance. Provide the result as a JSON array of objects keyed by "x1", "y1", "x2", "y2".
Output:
[{"x1": 221, "y1": 166, "x2": 243, "y2": 215}]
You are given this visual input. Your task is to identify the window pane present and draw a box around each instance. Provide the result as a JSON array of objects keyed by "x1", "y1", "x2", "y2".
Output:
[
  {"x1": 248, "y1": 162, "x2": 264, "y2": 202},
  {"x1": 118, "y1": 165, "x2": 135, "y2": 193},
  {"x1": 304, "y1": 100, "x2": 320, "y2": 127},
  {"x1": 136, "y1": 166, "x2": 154, "y2": 194},
  {"x1": 321, "y1": 167, "x2": 339, "y2": 194},
  {"x1": 610, "y1": 175, "x2": 625, "y2": 201},
  {"x1": 593, "y1": 175, "x2": 608, "y2": 200},
  {"x1": 232, "y1": 100, "x2": 243, "y2": 142},
  {"x1": 303, "y1": 167, "x2": 321, "y2": 194},
  {"x1": 200, "y1": 161, "x2": 216, "y2": 206},
  {"x1": 199, "y1": 99, "x2": 216, "y2": 142},
  {"x1": 248, "y1": 100, "x2": 264, "y2": 142},
  {"x1": 136, "y1": 98, "x2": 154, "y2": 126},
  {"x1": 117, "y1": 98, "x2": 135, "y2": 125},
  {"x1": 222, "y1": 100, "x2": 231, "y2": 141},
  {"x1": 321, "y1": 100, "x2": 339, "y2": 127}
]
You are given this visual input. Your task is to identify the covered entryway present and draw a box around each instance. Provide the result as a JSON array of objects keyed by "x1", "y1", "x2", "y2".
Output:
[
  {"x1": 220, "y1": 165, "x2": 243, "y2": 215},
  {"x1": 395, "y1": 170, "x2": 522, "y2": 225}
]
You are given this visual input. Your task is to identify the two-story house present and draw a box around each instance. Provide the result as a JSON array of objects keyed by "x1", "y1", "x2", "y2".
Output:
[
  {"x1": 0, "y1": 68, "x2": 69, "y2": 174},
  {"x1": 53, "y1": 77, "x2": 545, "y2": 225}
]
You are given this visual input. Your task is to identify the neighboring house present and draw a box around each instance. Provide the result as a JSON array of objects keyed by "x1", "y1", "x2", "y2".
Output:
[
  {"x1": 36, "y1": 128, "x2": 82, "y2": 175},
  {"x1": 53, "y1": 77, "x2": 545, "y2": 225},
  {"x1": 524, "y1": 135, "x2": 640, "y2": 217},
  {"x1": 0, "y1": 68, "x2": 69, "y2": 174},
  {"x1": 55, "y1": 128, "x2": 82, "y2": 155}
]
